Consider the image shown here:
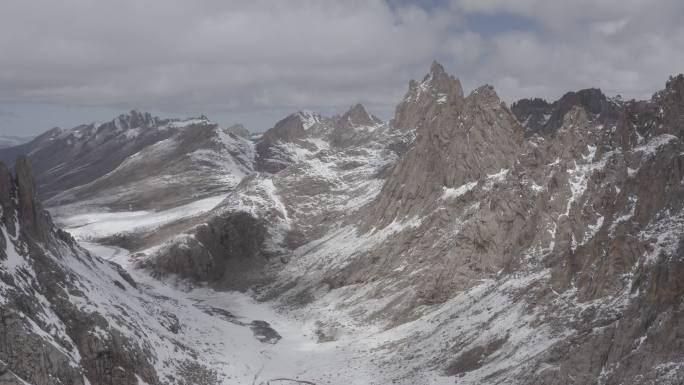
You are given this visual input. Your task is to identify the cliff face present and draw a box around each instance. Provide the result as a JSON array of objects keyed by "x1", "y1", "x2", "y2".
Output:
[
  {"x1": 0, "y1": 156, "x2": 160, "y2": 385},
  {"x1": 366, "y1": 66, "x2": 523, "y2": 228}
]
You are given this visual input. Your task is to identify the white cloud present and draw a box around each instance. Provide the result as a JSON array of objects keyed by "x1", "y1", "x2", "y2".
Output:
[
  {"x1": 0, "y1": 0, "x2": 682, "y2": 131},
  {"x1": 0, "y1": 0, "x2": 458, "y2": 116},
  {"x1": 451, "y1": 0, "x2": 684, "y2": 101}
]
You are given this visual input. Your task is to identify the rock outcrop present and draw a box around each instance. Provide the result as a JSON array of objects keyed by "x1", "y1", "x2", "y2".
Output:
[
  {"x1": 144, "y1": 211, "x2": 268, "y2": 289},
  {"x1": 365, "y1": 64, "x2": 523, "y2": 228},
  {"x1": 226, "y1": 123, "x2": 250, "y2": 138},
  {"x1": 0, "y1": 157, "x2": 160, "y2": 385},
  {"x1": 512, "y1": 88, "x2": 620, "y2": 137}
]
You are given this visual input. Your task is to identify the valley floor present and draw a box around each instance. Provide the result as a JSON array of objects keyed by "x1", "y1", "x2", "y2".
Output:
[{"x1": 61, "y1": 201, "x2": 399, "y2": 385}]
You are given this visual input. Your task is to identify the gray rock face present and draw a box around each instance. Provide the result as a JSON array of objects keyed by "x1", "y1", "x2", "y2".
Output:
[
  {"x1": 226, "y1": 123, "x2": 250, "y2": 138},
  {"x1": 329, "y1": 104, "x2": 383, "y2": 148},
  {"x1": 144, "y1": 211, "x2": 268, "y2": 289},
  {"x1": 255, "y1": 111, "x2": 323, "y2": 173},
  {"x1": 392, "y1": 61, "x2": 465, "y2": 133},
  {"x1": 366, "y1": 80, "x2": 523, "y2": 228},
  {"x1": 0, "y1": 157, "x2": 163, "y2": 385}
]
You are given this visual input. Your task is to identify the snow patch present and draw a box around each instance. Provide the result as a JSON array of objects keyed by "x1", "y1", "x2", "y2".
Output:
[{"x1": 442, "y1": 181, "x2": 478, "y2": 200}]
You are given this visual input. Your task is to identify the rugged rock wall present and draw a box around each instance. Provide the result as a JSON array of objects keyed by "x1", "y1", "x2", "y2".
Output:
[
  {"x1": 144, "y1": 211, "x2": 268, "y2": 289},
  {"x1": 0, "y1": 156, "x2": 158, "y2": 385},
  {"x1": 365, "y1": 62, "x2": 523, "y2": 229},
  {"x1": 512, "y1": 88, "x2": 620, "y2": 137}
]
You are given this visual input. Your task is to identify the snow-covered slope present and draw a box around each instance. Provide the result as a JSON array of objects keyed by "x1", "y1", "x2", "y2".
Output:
[
  {"x1": 1, "y1": 156, "x2": 391, "y2": 385},
  {"x1": 145, "y1": 67, "x2": 684, "y2": 384},
  {"x1": 0, "y1": 111, "x2": 253, "y2": 214},
  {"x1": 2, "y1": 65, "x2": 684, "y2": 385}
]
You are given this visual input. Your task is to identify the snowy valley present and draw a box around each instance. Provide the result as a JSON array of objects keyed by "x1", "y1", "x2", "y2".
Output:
[{"x1": 1, "y1": 62, "x2": 684, "y2": 385}]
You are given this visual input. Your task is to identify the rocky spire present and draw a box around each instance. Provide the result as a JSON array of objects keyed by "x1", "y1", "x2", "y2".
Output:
[
  {"x1": 339, "y1": 103, "x2": 380, "y2": 128},
  {"x1": 9, "y1": 155, "x2": 53, "y2": 241},
  {"x1": 364, "y1": 63, "x2": 523, "y2": 229},
  {"x1": 0, "y1": 161, "x2": 14, "y2": 235},
  {"x1": 392, "y1": 60, "x2": 465, "y2": 132},
  {"x1": 657, "y1": 74, "x2": 684, "y2": 137}
]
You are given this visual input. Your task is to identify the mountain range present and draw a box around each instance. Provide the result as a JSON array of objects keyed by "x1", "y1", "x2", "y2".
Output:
[{"x1": 1, "y1": 61, "x2": 683, "y2": 385}]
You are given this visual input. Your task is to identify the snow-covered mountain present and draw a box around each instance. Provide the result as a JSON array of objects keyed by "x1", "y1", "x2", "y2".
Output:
[
  {"x1": 1, "y1": 64, "x2": 683, "y2": 385},
  {"x1": 0, "y1": 111, "x2": 253, "y2": 216}
]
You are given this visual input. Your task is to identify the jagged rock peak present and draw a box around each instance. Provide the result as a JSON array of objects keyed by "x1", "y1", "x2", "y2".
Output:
[
  {"x1": 392, "y1": 60, "x2": 464, "y2": 131},
  {"x1": 467, "y1": 84, "x2": 502, "y2": 106},
  {"x1": 114, "y1": 109, "x2": 157, "y2": 130},
  {"x1": 367, "y1": 69, "x2": 522, "y2": 229},
  {"x1": 512, "y1": 87, "x2": 619, "y2": 137},
  {"x1": 339, "y1": 103, "x2": 382, "y2": 127},
  {"x1": 226, "y1": 123, "x2": 250, "y2": 138},
  {"x1": 295, "y1": 110, "x2": 322, "y2": 130},
  {"x1": 257, "y1": 110, "x2": 322, "y2": 149},
  {"x1": 416, "y1": 60, "x2": 464, "y2": 99},
  {"x1": 656, "y1": 73, "x2": 684, "y2": 104},
  {"x1": 652, "y1": 73, "x2": 684, "y2": 138},
  {"x1": 665, "y1": 73, "x2": 684, "y2": 92},
  {"x1": 9, "y1": 155, "x2": 50, "y2": 241},
  {"x1": 0, "y1": 161, "x2": 12, "y2": 210}
]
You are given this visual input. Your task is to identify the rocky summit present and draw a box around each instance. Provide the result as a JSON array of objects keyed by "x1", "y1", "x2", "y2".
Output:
[{"x1": 1, "y1": 63, "x2": 683, "y2": 385}]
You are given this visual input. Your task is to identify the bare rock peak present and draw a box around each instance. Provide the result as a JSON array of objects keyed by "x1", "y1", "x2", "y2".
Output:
[
  {"x1": 341, "y1": 103, "x2": 381, "y2": 127},
  {"x1": 665, "y1": 73, "x2": 684, "y2": 91},
  {"x1": 14, "y1": 155, "x2": 45, "y2": 240},
  {"x1": 429, "y1": 59, "x2": 446, "y2": 74},
  {"x1": 512, "y1": 86, "x2": 619, "y2": 137},
  {"x1": 420, "y1": 60, "x2": 463, "y2": 97},
  {"x1": 227, "y1": 123, "x2": 250, "y2": 138},
  {"x1": 393, "y1": 60, "x2": 465, "y2": 131},
  {"x1": 467, "y1": 84, "x2": 502, "y2": 105},
  {"x1": 121, "y1": 109, "x2": 155, "y2": 123},
  {"x1": 347, "y1": 103, "x2": 368, "y2": 116},
  {"x1": 0, "y1": 161, "x2": 12, "y2": 209}
]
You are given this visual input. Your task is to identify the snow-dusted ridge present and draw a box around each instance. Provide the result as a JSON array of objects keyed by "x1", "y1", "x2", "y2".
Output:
[{"x1": 2, "y1": 67, "x2": 684, "y2": 385}]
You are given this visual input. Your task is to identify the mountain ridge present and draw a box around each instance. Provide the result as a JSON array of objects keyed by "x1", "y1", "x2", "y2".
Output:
[{"x1": 1, "y1": 62, "x2": 683, "y2": 385}]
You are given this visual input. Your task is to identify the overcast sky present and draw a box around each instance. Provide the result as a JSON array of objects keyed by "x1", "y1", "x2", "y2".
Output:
[{"x1": 1, "y1": 0, "x2": 683, "y2": 136}]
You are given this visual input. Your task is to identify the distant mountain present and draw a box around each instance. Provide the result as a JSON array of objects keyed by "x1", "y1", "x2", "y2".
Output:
[
  {"x1": 511, "y1": 88, "x2": 621, "y2": 137},
  {"x1": 0, "y1": 111, "x2": 253, "y2": 214},
  {"x1": 0, "y1": 134, "x2": 33, "y2": 148},
  {"x1": 226, "y1": 123, "x2": 250, "y2": 138}
]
